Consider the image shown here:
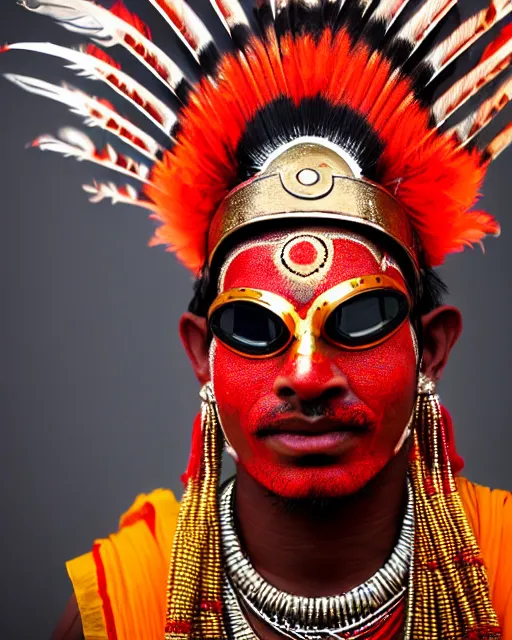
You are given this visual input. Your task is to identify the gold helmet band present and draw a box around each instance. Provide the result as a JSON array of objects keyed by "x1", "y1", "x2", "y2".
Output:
[{"x1": 208, "y1": 142, "x2": 421, "y2": 285}]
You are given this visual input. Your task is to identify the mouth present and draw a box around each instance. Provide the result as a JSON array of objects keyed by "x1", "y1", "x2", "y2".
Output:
[{"x1": 257, "y1": 415, "x2": 370, "y2": 458}]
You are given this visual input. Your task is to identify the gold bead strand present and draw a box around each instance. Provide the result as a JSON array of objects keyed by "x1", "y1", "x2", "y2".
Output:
[
  {"x1": 165, "y1": 384, "x2": 227, "y2": 640},
  {"x1": 196, "y1": 392, "x2": 225, "y2": 638},
  {"x1": 409, "y1": 386, "x2": 501, "y2": 639}
]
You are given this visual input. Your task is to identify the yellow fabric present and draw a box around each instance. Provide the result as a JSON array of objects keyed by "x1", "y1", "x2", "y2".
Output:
[
  {"x1": 456, "y1": 477, "x2": 512, "y2": 639},
  {"x1": 67, "y1": 479, "x2": 511, "y2": 639},
  {"x1": 66, "y1": 549, "x2": 108, "y2": 640},
  {"x1": 66, "y1": 488, "x2": 180, "y2": 640}
]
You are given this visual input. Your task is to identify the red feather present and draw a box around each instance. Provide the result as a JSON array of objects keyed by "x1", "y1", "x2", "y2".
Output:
[
  {"x1": 480, "y1": 23, "x2": 512, "y2": 62},
  {"x1": 85, "y1": 43, "x2": 121, "y2": 70},
  {"x1": 109, "y1": 0, "x2": 153, "y2": 41},
  {"x1": 145, "y1": 27, "x2": 498, "y2": 271}
]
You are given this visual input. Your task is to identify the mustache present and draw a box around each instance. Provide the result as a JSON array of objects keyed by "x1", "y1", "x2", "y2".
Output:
[
  {"x1": 258, "y1": 402, "x2": 377, "y2": 431},
  {"x1": 269, "y1": 400, "x2": 335, "y2": 419}
]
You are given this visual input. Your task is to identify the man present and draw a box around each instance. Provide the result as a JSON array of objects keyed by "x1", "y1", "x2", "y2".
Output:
[{"x1": 5, "y1": 0, "x2": 512, "y2": 637}]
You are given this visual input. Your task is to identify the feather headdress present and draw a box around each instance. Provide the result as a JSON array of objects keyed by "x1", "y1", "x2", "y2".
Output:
[
  {"x1": 4, "y1": 1, "x2": 511, "y2": 638},
  {"x1": 4, "y1": 0, "x2": 511, "y2": 280}
]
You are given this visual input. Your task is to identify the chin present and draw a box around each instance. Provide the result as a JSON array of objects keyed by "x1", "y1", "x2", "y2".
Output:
[{"x1": 242, "y1": 456, "x2": 391, "y2": 499}]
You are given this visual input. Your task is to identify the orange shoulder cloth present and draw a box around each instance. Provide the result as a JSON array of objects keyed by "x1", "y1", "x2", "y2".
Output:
[
  {"x1": 67, "y1": 479, "x2": 512, "y2": 640},
  {"x1": 66, "y1": 489, "x2": 180, "y2": 640}
]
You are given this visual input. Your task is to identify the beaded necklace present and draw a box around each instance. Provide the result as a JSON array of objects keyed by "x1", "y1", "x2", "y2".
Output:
[{"x1": 220, "y1": 479, "x2": 414, "y2": 640}]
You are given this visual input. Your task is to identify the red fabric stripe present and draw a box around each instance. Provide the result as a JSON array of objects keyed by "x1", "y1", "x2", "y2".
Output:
[
  {"x1": 181, "y1": 412, "x2": 203, "y2": 486},
  {"x1": 441, "y1": 404, "x2": 465, "y2": 475},
  {"x1": 92, "y1": 543, "x2": 118, "y2": 640},
  {"x1": 364, "y1": 600, "x2": 405, "y2": 639},
  {"x1": 120, "y1": 501, "x2": 157, "y2": 538}
]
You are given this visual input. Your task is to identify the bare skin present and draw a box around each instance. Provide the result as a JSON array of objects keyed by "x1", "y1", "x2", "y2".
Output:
[
  {"x1": 235, "y1": 448, "x2": 409, "y2": 640},
  {"x1": 52, "y1": 306, "x2": 461, "y2": 639},
  {"x1": 51, "y1": 594, "x2": 83, "y2": 640}
]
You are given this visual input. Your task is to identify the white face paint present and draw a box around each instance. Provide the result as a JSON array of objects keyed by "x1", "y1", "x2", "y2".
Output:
[
  {"x1": 209, "y1": 337, "x2": 239, "y2": 462},
  {"x1": 392, "y1": 321, "x2": 420, "y2": 456}
]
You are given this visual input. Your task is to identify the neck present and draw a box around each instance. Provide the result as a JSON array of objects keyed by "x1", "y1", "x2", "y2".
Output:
[{"x1": 233, "y1": 448, "x2": 409, "y2": 597}]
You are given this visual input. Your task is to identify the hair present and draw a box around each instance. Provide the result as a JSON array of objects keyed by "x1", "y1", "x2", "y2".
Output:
[
  {"x1": 187, "y1": 258, "x2": 448, "y2": 319},
  {"x1": 187, "y1": 219, "x2": 448, "y2": 320}
]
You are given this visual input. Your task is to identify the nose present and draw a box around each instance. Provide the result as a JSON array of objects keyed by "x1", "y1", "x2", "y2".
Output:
[{"x1": 273, "y1": 350, "x2": 350, "y2": 405}]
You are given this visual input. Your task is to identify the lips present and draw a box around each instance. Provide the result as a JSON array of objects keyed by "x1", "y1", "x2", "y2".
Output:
[{"x1": 257, "y1": 414, "x2": 370, "y2": 457}]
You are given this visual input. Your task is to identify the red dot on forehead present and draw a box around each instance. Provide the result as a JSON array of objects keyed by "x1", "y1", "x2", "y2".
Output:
[{"x1": 288, "y1": 240, "x2": 318, "y2": 266}]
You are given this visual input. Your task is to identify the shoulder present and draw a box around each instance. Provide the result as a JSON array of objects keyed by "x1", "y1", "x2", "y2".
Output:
[
  {"x1": 51, "y1": 594, "x2": 84, "y2": 640},
  {"x1": 65, "y1": 488, "x2": 180, "y2": 640},
  {"x1": 457, "y1": 477, "x2": 512, "y2": 636}
]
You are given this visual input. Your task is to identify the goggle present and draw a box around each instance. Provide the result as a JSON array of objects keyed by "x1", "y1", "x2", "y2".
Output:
[{"x1": 208, "y1": 275, "x2": 411, "y2": 358}]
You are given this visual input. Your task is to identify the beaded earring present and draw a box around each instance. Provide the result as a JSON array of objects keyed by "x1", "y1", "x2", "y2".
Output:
[
  {"x1": 407, "y1": 373, "x2": 500, "y2": 639},
  {"x1": 165, "y1": 382, "x2": 226, "y2": 639},
  {"x1": 164, "y1": 375, "x2": 501, "y2": 639}
]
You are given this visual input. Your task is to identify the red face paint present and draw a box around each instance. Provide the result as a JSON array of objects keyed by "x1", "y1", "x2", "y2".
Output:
[{"x1": 211, "y1": 228, "x2": 417, "y2": 499}]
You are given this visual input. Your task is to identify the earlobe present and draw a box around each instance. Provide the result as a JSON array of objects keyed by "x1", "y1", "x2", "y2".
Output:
[
  {"x1": 421, "y1": 305, "x2": 462, "y2": 382},
  {"x1": 180, "y1": 312, "x2": 211, "y2": 385}
]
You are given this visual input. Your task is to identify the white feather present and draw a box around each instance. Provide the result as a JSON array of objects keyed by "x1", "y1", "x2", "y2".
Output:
[
  {"x1": 147, "y1": 0, "x2": 213, "y2": 60},
  {"x1": 426, "y1": 0, "x2": 512, "y2": 81},
  {"x1": 432, "y1": 37, "x2": 512, "y2": 125},
  {"x1": 397, "y1": 0, "x2": 457, "y2": 50},
  {"x1": 4, "y1": 73, "x2": 161, "y2": 160},
  {"x1": 209, "y1": 0, "x2": 250, "y2": 33},
  {"x1": 19, "y1": 0, "x2": 187, "y2": 94},
  {"x1": 7, "y1": 42, "x2": 176, "y2": 135},
  {"x1": 83, "y1": 180, "x2": 158, "y2": 209},
  {"x1": 448, "y1": 114, "x2": 477, "y2": 145},
  {"x1": 34, "y1": 128, "x2": 95, "y2": 157},
  {"x1": 374, "y1": 0, "x2": 412, "y2": 29},
  {"x1": 448, "y1": 76, "x2": 512, "y2": 145},
  {"x1": 32, "y1": 127, "x2": 152, "y2": 183}
]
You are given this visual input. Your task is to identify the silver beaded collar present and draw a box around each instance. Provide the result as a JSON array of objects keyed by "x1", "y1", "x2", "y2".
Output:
[{"x1": 220, "y1": 479, "x2": 414, "y2": 640}]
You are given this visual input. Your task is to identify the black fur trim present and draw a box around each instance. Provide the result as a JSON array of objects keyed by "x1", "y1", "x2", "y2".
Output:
[
  {"x1": 408, "y1": 61, "x2": 437, "y2": 104},
  {"x1": 235, "y1": 96, "x2": 384, "y2": 181},
  {"x1": 360, "y1": 17, "x2": 388, "y2": 51},
  {"x1": 293, "y1": 2, "x2": 326, "y2": 38},
  {"x1": 231, "y1": 23, "x2": 253, "y2": 50},
  {"x1": 253, "y1": 1, "x2": 275, "y2": 32},
  {"x1": 335, "y1": 0, "x2": 368, "y2": 41},
  {"x1": 321, "y1": 0, "x2": 343, "y2": 31},
  {"x1": 170, "y1": 120, "x2": 182, "y2": 140},
  {"x1": 175, "y1": 77, "x2": 193, "y2": 105},
  {"x1": 272, "y1": 0, "x2": 367, "y2": 40},
  {"x1": 382, "y1": 37, "x2": 415, "y2": 69},
  {"x1": 198, "y1": 42, "x2": 222, "y2": 77},
  {"x1": 274, "y1": 2, "x2": 293, "y2": 38}
]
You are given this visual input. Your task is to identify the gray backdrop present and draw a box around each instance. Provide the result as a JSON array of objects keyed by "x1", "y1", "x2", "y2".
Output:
[{"x1": 1, "y1": 1, "x2": 510, "y2": 638}]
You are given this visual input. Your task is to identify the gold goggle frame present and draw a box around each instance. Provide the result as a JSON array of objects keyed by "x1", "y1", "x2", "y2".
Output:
[{"x1": 208, "y1": 275, "x2": 411, "y2": 358}]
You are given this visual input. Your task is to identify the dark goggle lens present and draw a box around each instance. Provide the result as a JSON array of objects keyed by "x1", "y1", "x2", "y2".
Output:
[
  {"x1": 209, "y1": 301, "x2": 290, "y2": 356},
  {"x1": 324, "y1": 289, "x2": 409, "y2": 347}
]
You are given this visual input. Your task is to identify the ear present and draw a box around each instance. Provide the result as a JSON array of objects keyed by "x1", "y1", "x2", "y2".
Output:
[
  {"x1": 421, "y1": 305, "x2": 462, "y2": 382},
  {"x1": 179, "y1": 312, "x2": 210, "y2": 385}
]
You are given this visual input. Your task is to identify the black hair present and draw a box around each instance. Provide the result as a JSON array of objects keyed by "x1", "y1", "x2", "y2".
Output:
[{"x1": 187, "y1": 255, "x2": 447, "y2": 319}]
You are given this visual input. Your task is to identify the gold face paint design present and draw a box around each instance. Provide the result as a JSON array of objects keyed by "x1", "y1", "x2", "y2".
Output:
[{"x1": 219, "y1": 227, "x2": 400, "y2": 307}]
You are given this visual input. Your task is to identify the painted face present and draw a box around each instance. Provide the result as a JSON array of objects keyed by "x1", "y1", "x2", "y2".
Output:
[{"x1": 210, "y1": 227, "x2": 418, "y2": 499}]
